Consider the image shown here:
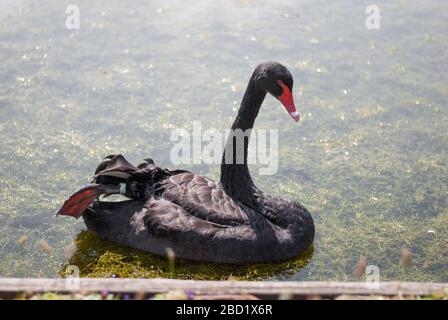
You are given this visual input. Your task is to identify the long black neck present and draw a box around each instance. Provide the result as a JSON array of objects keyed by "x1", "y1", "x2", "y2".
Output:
[{"x1": 220, "y1": 72, "x2": 266, "y2": 207}]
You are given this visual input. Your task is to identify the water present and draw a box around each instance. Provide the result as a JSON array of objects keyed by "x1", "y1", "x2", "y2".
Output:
[{"x1": 0, "y1": 0, "x2": 447, "y2": 281}]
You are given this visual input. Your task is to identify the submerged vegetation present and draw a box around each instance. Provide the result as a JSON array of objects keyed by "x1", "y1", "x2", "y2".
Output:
[{"x1": 62, "y1": 231, "x2": 313, "y2": 280}]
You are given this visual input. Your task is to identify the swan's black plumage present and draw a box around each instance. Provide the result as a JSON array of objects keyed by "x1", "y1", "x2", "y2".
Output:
[{"x1": 59, "y1": 62, "x2": 315, "y2": 263}]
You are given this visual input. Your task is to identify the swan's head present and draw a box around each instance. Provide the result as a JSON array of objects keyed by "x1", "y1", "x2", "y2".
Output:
[{"x1": 255, "y1": 62, "x2": 299, "y2": 122}]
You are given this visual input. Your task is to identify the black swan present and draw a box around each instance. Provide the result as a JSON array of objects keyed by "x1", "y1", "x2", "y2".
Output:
[{"x1": 58, "y1": 62, "x2": 315, "y2": 263}]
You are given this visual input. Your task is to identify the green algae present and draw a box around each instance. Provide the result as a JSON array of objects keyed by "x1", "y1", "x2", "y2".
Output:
[{"x1": 62, "y1": 231, "x2": 313, "y2": 280}]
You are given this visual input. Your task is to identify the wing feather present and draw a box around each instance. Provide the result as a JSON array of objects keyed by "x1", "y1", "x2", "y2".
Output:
[{"x1": 159, "y1": 172, "x2": 247, "y2": 226}]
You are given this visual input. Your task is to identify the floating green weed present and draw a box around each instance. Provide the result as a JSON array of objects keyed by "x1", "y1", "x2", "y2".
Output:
[{"x1": 62, "y1": 231, "x2": 313, "y2": 280}]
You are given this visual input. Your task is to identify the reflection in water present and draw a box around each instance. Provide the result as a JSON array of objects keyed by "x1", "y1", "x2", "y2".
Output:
[{"x1": 0, "y1": 0, "x2": 447, "y2": 281}]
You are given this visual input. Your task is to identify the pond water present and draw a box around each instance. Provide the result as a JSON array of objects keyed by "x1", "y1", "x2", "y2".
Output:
[{"x1": 0, "y1": 0, "x2": 447, "y2": 281}]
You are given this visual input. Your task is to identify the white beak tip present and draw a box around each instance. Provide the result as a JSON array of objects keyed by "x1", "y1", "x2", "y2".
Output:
[{"x1": 289, "y1": 111, "x2": 300, "y2": 122}]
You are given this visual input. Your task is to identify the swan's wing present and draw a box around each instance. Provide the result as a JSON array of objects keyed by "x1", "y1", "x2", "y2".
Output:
[
  {"x1": 256, "y1": 193, "x2": 309, "y2": 216},
  {"x1": 157, "y1": 172, "x2": 248, "y2": 226},
  {"x1": 134, "y1": 197, "x2": 258, "y2": 262},
  {"x1": 136, "y1": 197, "x2": 227, "y2": 240}
]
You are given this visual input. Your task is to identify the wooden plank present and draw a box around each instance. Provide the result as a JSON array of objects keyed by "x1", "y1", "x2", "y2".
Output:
[{"x1": 0, "y1": 278, "x2": 447, "y2": 298}]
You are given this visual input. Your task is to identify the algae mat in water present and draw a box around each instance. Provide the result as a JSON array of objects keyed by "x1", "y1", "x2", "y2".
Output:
[{"x1": 62, "y1": 231, "x2": 313, "y2": 280}]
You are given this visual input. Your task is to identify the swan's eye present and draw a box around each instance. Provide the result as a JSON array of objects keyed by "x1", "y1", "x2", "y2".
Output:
[{"x1": 276, "y1": 80, "x2": 288, "y2": 90}]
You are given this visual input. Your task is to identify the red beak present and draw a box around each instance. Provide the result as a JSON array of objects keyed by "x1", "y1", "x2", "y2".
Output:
[{"x1": 277, "y1": 80, "x2": 300, "y2": 122}]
